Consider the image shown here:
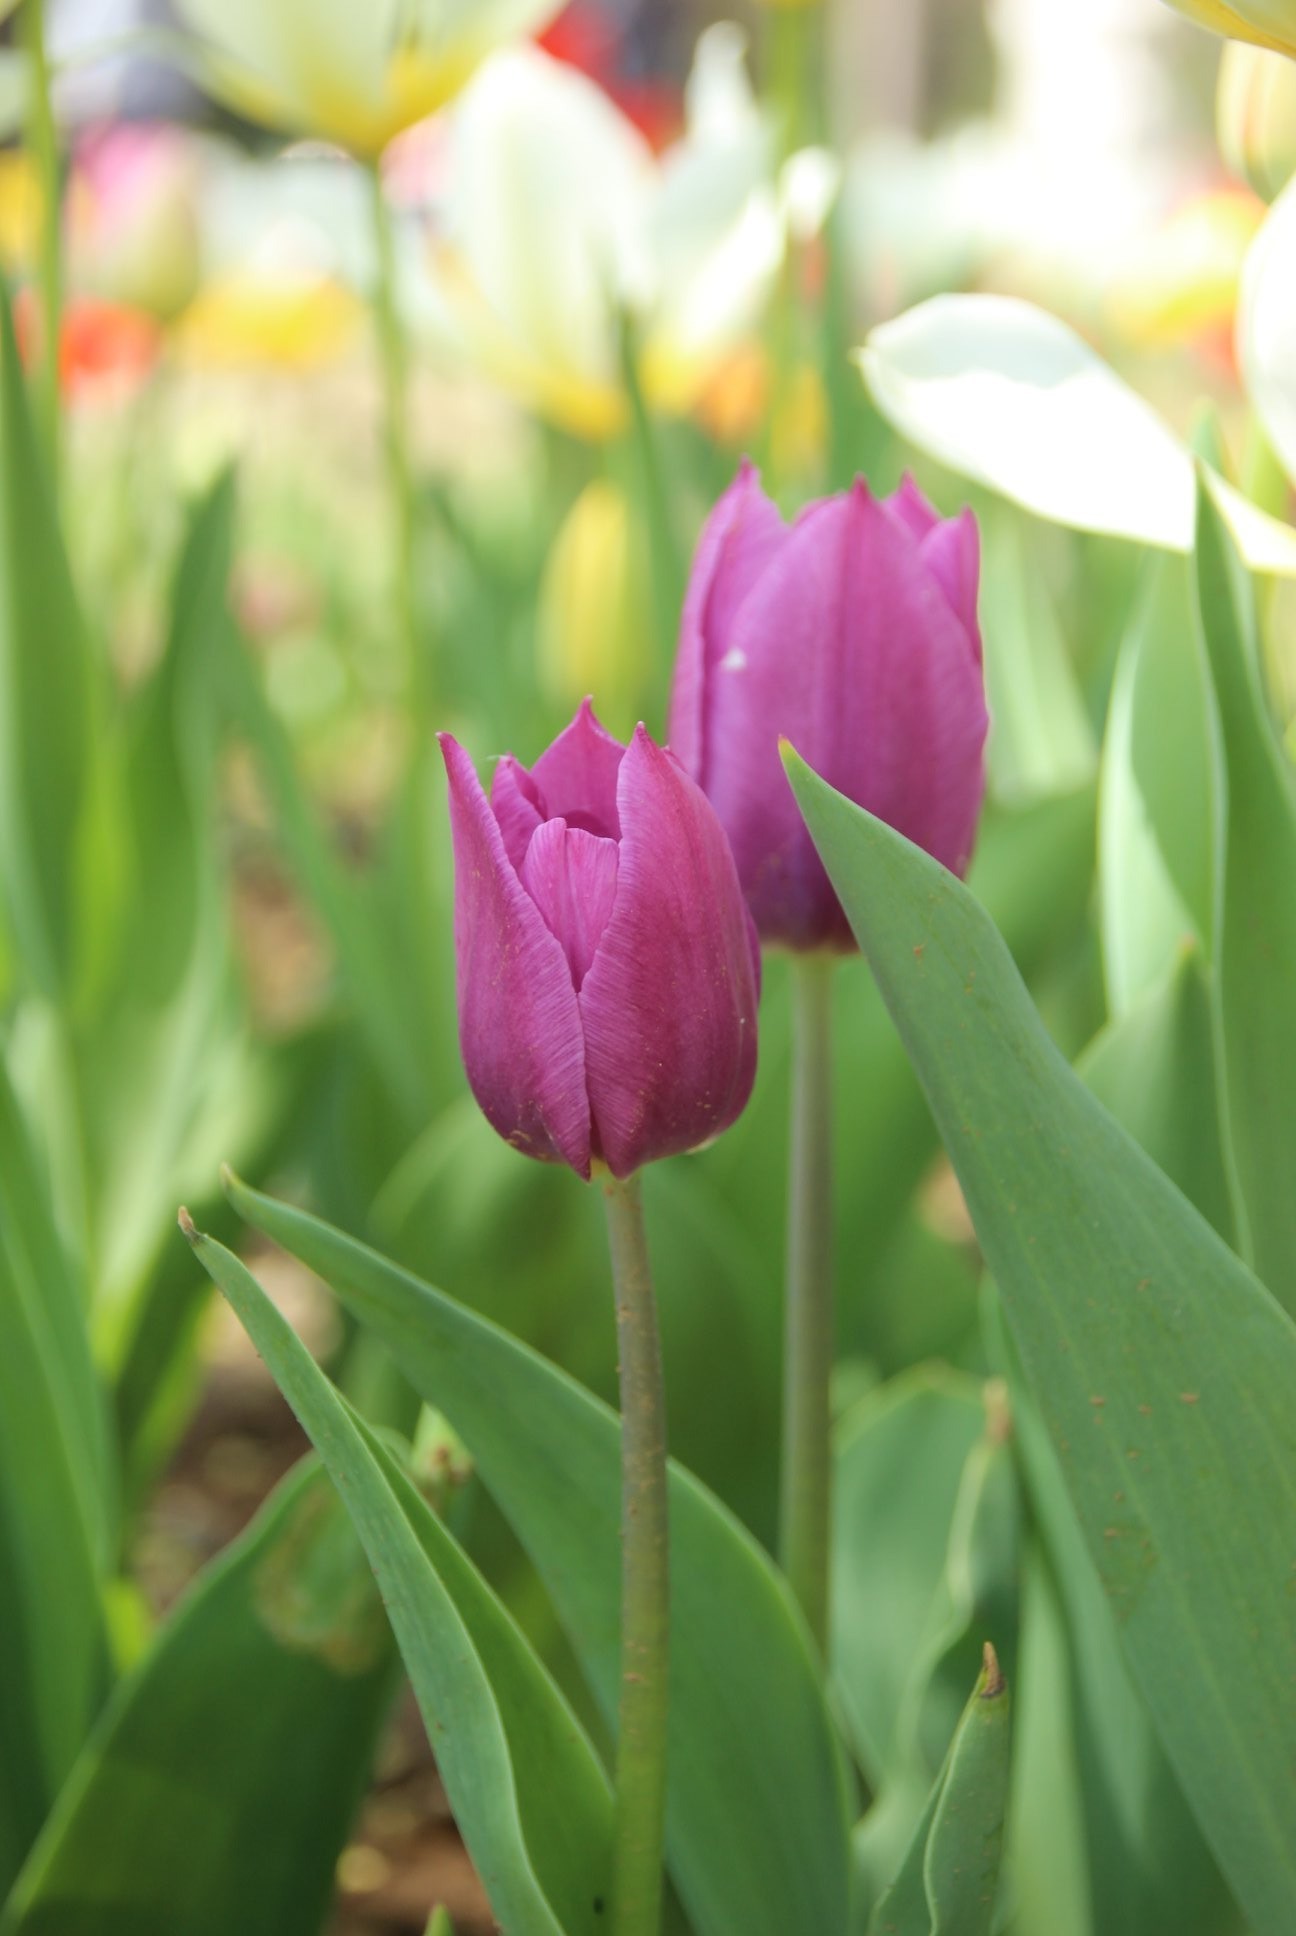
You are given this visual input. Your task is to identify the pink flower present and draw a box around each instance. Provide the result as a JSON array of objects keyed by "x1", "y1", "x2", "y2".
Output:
[
  {"x1": 440, "y1": 701, "x2": 760, "y2": 1178},
  {"x1": 670, "y1": 463, "x2": 988, "y2": 950}
]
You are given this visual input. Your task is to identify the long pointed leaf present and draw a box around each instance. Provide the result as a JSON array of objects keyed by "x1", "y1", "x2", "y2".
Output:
[
  {"x1": 186, "y1": 1220, "x2": 614, "y2": 1936},
  {"x1": 786, "y1": 748, "x2": 1296, "y2": 1936},
  {"x1": 223, "y1": 1169, "x2": 854, "y2": 1936}
]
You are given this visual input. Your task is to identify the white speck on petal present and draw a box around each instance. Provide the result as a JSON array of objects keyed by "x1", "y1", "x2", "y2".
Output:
[{"x1": 720, "y1": 646, "x2": 748, "y2": 672}]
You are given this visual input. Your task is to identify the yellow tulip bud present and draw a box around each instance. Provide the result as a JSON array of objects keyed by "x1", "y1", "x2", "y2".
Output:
[
  {"x1": 1163, "y1": 0, "x2": 1296, "y2": 59},
  {"x1": 1218, "y1": 41, "x2": 1296, "y2": 196},
  {"x1": 537, "y1": 480, "x2": 649, "y2": 725}
]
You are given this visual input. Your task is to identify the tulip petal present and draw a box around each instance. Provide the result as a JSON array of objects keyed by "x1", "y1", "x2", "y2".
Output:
[
  {"x1": 708, "y1": 483, "x2": 988, "y2": 945},
  {"x1": 670, "y1": 459, "x2": 790, "y2": 778},
  {"x1": 529, "y1": 697, "x2": 625, "y2": 838},
  {"x1": 440, "y1": 734, "x2": 592, "y2": 1176},
  {"x1": 580, "y1": 729, "x2": 759, "y2": 1177},
  {"x1": 885, "y1": 473, "x2": 942, "y2": 541},
  {"x1": 520, "y1": 818, "x2": 620, "y2": 990},
  {"x1": 491, "y1": 755, "x2": 544, "y2": 872},
  {"x1": 917, "y1": 507, "x2": 983, "y2": 665}
]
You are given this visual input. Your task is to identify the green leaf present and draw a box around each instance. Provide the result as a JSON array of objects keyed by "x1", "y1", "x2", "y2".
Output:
[
  {"x1": 1193, "y1": 476, "x2": 1296, "y2": 1314},
  {"x1": 184, "y1": 1222, "x2": 614, "y2": 1936},
  {"x1": 832, "y1": 1369, "x2": 986, "y2": 1788},
  {"x1": 2, "y1": 1456, "x2": 395, "y2": 1936},
  {"x1": 0, "y1": 1064, "x2": 110, "y2": 1896},
  {"x1": 223, "y1": 1169, "x2": 854, "y2": 1936},
  {"x1": 785, "y1": 749, "x2": 1296, "y2": 1936},
  {"x1": 0, "y1": 281, "x2": 95, "y2": 996},
  {"x1": 978, "y1": 510, "x2": 1096, "y2": 804},
  {"x1": 1098, "y1": 557, "x2": 1218, "y2": 1016},
  {"x1": 995, "y1": 1309, "x2": 1242, "y2": 1936},
  {"x1": 869, "y1": 1648, "x2": 1011, "y2": 1936},
  {"x1": 1081, "y1": 948, "x2": 1234, "y2": 1246}
]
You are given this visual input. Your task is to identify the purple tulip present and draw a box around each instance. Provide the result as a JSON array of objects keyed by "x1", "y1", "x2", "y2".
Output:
[
  {"x1": 670, "y1": 463, "x2": 989, "y2": 951},
  {"x1": 439, "y1": 701, "x2": 761, "y2": 1180}
]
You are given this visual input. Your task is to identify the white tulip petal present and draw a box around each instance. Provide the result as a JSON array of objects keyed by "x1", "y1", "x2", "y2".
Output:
[
  {"x1": 175, "y1": 0, "x2": 395, "y2": 125},
  {"x1": 1239, "y1": 173, "x2": 1296, "y2": 487},
  {"x1": 860, "y1": 292, "x2": 1296, "y2": 573}
]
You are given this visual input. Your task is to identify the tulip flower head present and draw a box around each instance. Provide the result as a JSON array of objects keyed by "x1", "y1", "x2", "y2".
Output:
[
  {"x1": 1162, "y1": 0, "x2": 1296, "y2": 59},
  {"x1": 172, "y1": 0, "x2": 566, "y2": 158},
  {"x1": 670, "y1": 464, "x2": 987, "y2": 951},
  {"x1": 440, "y1": 703, "x2": 760, "y2": 1179}
]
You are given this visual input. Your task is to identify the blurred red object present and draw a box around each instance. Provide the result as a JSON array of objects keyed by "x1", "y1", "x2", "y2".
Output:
[
  {"x1": 15, "y1": 286, "x2": 161, "y2": 395},
  {"x1": 539, "y1": 3, "x2": 681, "y2": 148}
]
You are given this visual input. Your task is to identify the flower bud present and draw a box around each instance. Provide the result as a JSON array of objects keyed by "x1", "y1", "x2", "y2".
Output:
[
  {"x1": 537, "y1": 480, "x2": 650, "y2": 723},
  {"x1": 1218, "y1": 41, "x2": 1296, "y2": 198},
  {"x1": 670, "y1": 463, "x2": 987, "y2": 951},
  {"x1": 440, "y1": 702, "x2": 760, "y2": 1179}
]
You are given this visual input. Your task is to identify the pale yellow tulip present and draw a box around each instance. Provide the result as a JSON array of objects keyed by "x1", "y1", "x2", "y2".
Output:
[
  {"x1": 172, "y1": 0, "x2": 564, "y2": 158},
  {"x1": 1163, "y1": 0, "x2": 1296, "y2": 59}
]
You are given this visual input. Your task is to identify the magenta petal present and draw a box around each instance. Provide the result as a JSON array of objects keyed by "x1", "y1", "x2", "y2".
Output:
[
  {"x1": 529, "y1": 698, "x2": 625, "y2": 838},
  {"x1": 580, "y1": 729, "x2": 760, "y2": 1178},
  {"x1": 520, "y1": 818, "x2": 620, "y2": 991},
  {"x1": 707, "y1": 482, "x2": 989, "y2": 943},
  {"x1": 918, "y1": 508, "x2": 983, "y2": 666},
  {"x1": 885, "y1": 473, "x2": 943, "y2": 541},
  {"x1": 669, "y1": 459, "x2": 789, "y2": 782},
  {"x1": 491, "y1": 756, "x2": 544, "y2": 872},
  {"x1": 439, "y1": 734, "x2": 592, "y2": 1177}
]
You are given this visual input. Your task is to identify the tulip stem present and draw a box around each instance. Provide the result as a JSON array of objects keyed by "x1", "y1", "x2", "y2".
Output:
[
  {"x1": 779, "y1": 952, "x2": 836, "y2": 1655},
  {"x1": 24, "y1": 0, "x2": 62, "y2": 483},
  {"x1": 366, "y1": 157, "x2": 425, "y2": 725},
  {"x1": 602, "y1": 1169, "x2": 670, "y2": 1936}
]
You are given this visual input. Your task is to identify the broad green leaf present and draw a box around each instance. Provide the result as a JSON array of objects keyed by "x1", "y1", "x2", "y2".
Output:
[
  {"x1": 0, "y1": 282, "x2": 95, "y2": 995},
  {"x1": 832, "y1": 1369, "x2": 985, "y2": 1788},
  {"x1": 2, "y1": 1457, "x2": 395, "y2": 1936},
  {"x1": 185, "y1": 1222, "x2": 613, "y2": 1936},
  {"x1": 223, "y1": 1169, "x2": 854, "y2": 1936},
  {"x1": 857, "y1": 293, "x2": 1296, "y2": 573},
  {"x1": 1098, "y1": 557, "x2": 1218, "y2": 1015},
  {"x1": 785, "y1": 749, "x2": 1296, "y2": 1936},
  {"x1": 841, "y1": 1374, "x2": 1021, "y2": 1925},
  {"x1": 978, "y1": 510, "x2": 1096, "y2": 804},
  {"x1": 869, "y1": 1648, "x2": 1011, "y2": 1936},
  {"x1": 1004, "y1": 1551, "x2": 1090, "y2": 1936},
  {"x1": 1194, "y1": 478, "x2": 1296, "y2": 1314},
  {"x1": 0, "y1": 1065, "x2": 110, "y2": 1897},
  {"x1": 1081, "y1": 949, "x2": 1235, "y2": 1247},
  {"x1": 995, "y1": 1310, "x2": 1242, "y2": 1936},
  {"x1": 85, "y1": 476, "x2": 265, "y2": 1355}
]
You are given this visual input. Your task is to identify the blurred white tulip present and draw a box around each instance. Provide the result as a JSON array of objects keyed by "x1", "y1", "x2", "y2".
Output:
[
  {"x1": 1239, "y1": 175, "x2": 1296, "y2": 483},
  {"x1": 427, "y1": 30, "x2": 836, "y2": 437},
  {"x1": 172, "y1": 0, "x2": 563, "y2": 158}
]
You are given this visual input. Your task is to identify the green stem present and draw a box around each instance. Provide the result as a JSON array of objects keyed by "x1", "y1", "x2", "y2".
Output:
[
  {"x1": 617, "y1": 308, "x2": 683, "y2": 668},
  {"x1": 768, "y1": 1, "x2": 826, "y2": 158},
  {"x1": 24, "y1": 0, "x2": 62, "y2": 483},
  {"x1": 779, "y1": 952, "x2": 836, "y2": 1654},
  {"x1": 366, "y1": 158, "x2": 425, "y2": 725},
  {"x1": 602, "y1": 1170, "x2": 669, "y2": 1936}
]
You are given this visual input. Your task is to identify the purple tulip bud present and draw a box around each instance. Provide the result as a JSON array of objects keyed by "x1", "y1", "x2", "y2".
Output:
[
  {"x1": 439, "y1": 701, "x2": 761, "y2": 1180},
  {"x1": 670, "y1": 462, "x2": 989, "y2": 951}
]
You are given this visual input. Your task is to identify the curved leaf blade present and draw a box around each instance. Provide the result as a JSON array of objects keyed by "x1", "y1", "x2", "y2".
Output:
[
  {"x1": 786, "y1": 748, "x2": 1296, "y2": 1936},
  {"x1": 222, "y1": 1170, "x2": 854, "y2": 1936},
  {"x1": 2, "y1": 1457, "x2": 393, "y2": 1936},
  {"x1": 185, "y1": 1222, "x2": 614, "y2": 1936}
]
